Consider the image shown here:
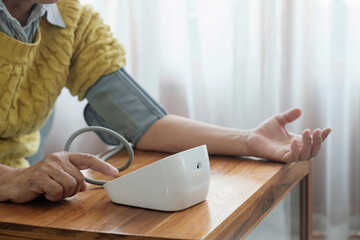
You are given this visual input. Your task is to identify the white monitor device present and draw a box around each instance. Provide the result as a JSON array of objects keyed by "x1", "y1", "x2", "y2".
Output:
[
  {"x1": 104, "y1": 145, "x2": 210, "y2": 211},
  {"x1": 65, "y1": 127, "x2": 210, "y2": 211}
]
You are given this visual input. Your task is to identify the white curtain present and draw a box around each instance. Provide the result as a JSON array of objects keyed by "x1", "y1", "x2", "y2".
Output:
[{"x1": 45, "y1": 0, "x2": 360, "y2": 239}]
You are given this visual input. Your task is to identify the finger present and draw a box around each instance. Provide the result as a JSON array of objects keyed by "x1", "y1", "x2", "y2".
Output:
[
  {"x1": 42, "y1": 179, "x2": 64, "y2": 202},
  {"x1": 299, "y1": 129, "x2": 312, "y2": 161},
  {"x1": 282, "y1": 139, "x2": 301, "y2": 162},
  {"x1": 49, "y1": 169, "x2": 77, "y2": 199},
  {"x1": 310, "y1": 129, "x2": 322, "y2": 158},
  {"x1": 61, "y1": 163, "x2": 85, "y2": 197},
  {"x1": 67, "y1": 152, "x2": 119, "y2": 177},
  {"x1": 276, "y1": 108, "x2": 302, "y2": 126},
  {"x1": 321, "y1": 128, "x2": 332, "y2": 141},
  {"x1": 80, "y1": 182, "x2": 87, "y2": 192}
]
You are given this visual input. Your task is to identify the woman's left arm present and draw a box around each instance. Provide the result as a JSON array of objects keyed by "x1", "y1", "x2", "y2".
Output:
[{"x1": 136, "y1": 108, "x2": 331, "y2": 163}]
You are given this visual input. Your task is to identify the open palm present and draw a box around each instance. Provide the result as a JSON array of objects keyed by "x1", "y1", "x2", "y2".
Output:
[{"x1": 246, "y1": 108, "x2": 331, "y2": 162}]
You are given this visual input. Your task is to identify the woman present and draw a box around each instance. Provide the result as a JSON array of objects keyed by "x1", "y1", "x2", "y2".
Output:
[{"x1": 0, "y1": 0, "x2": 331, "y2": 203}]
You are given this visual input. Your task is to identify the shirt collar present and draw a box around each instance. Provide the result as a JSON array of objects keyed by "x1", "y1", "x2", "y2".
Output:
[
  {"x1": 0, "y1": 2, "x2": 66, "y2": 29},
  {"x1": 42, "y1": 4, "x2": 66, "y2": 28}
]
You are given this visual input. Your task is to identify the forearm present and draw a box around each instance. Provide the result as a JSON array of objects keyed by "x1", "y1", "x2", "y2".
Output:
[{"x1": 136, "y1": 115, "x2": 250, "y2": 156}]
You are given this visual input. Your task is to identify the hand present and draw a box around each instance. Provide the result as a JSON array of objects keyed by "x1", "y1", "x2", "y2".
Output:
[
  {"x1": 2, "y1": 152, "x2": 119, "y2": 203},
  {"x1": 246, "y1": 108, "x2": 331, "y2": 163}
]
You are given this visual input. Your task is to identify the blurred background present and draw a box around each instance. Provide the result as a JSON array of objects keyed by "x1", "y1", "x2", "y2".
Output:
[{"x1": 44, "y1": 0, "x2": 360, "y2": 239}]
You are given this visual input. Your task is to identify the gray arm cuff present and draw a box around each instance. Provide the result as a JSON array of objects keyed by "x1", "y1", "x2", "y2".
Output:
[{"x1": 84, "y1": 69, "x2": 168, "y2": 146}]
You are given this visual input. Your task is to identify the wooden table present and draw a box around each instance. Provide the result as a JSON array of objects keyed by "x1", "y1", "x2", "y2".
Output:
[{"x1": 0, "y1": 150, "x2": 312, "y2": 240}]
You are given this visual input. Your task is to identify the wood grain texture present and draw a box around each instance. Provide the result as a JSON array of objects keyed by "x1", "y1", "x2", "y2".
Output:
[{"x1": 0, "y1": 150, "x2": 310, "y2": 240}]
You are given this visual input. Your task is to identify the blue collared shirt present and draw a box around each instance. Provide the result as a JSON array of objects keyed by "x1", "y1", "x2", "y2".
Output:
[{"x1": 0, "y1": 1, "x2": 66, "y2": 43}]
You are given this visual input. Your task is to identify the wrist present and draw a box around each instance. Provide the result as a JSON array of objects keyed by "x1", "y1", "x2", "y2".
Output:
[
  {"x1": 0, "y1": 165, "x2": 18, "y2": 202},
  {"x1": 209, "y1": 128, "x2": 251, "y2": 156},
  {"x1": 234, "y1": 129, "x2": 252, "y2": 156}
]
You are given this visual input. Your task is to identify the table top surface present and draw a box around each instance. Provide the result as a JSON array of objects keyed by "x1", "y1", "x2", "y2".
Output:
[{"x1": 0, "y1": 149, "x2": 309, "y2": 240}]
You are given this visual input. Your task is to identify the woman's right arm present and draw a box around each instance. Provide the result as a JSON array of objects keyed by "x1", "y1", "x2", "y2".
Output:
[{"x1": 0, "y1": 152, "x2": 119, "y2": 203}]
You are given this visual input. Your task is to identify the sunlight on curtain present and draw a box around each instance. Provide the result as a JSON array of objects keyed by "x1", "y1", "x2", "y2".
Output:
[{"x1": 46, "y1": 0, "x2": 359, "y2": 239}]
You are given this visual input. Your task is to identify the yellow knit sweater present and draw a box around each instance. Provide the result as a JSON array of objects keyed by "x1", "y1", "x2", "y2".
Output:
[{"x1": 0, "y1": 0, "x2": 126, "y2": 168}]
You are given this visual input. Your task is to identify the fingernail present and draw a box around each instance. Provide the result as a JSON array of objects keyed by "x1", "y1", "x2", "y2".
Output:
[
  {"x1": 307, "y1": 132, "x2": 311, "y2": 138},
  {"x1": 108, "y1": 167, "x2": 119, "y2": 177}
]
